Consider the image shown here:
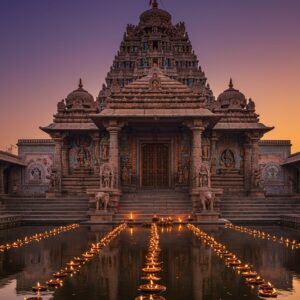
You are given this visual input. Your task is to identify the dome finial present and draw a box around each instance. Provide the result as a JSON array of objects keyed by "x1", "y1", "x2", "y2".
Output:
[
  {"x1": 149, "y1": 0, "x2": 158, "y2": 9},
  {"x1": 78, "y1": 78, "x2": 83, "y2": 89},
  {"x1": 229, "y1": 78, "x2": 233, "y2": 89}
]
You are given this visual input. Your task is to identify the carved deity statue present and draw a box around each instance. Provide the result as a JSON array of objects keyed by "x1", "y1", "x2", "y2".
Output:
[
  {"x1": 220, "y1": 149, "x2": 235, "y2": 169},
  {"x1": 101, "y1": 143, "x2": 109, "y2": 161},
  {"x1": 100, "y1": 164, "x2": 115, "y2": 189}
]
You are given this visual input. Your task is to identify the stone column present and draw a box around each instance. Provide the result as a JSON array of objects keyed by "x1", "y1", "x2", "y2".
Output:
[
  {"x1": 251, "y1": 138, "x2": 260, "y2": 173},
  {"x1": 189, "y1": 121, "x2": 204, "y2": 189},
  {"x1": 210, "y1": 132, "x2": 218, "y2": 175},
  {"x1": 0, "y1": 165, "x2": 4, "y2": 195},
  {"x1": 107, "y1": 124, "x2": 122, "y2": 187},
  {"x1": 53, "y1": 137, "x2": 63, "y2": 173},
  {"x1": 61, "y1": 145, "x2": 69, "y2": 176},
  {"x1": 243, "y1": 143, "x2": 252, "y2": 193},
  {"x1": 93, "y1": 133, "x2": 101, "y2": 174}
]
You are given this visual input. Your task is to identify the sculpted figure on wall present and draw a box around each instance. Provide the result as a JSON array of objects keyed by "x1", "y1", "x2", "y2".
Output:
[
  {"x1": 121, "y1": 164, "x2": 132, "y2": 185},
  {"x1": 48, "y1": 169, "x2": 61, "y2": 191},
  {"x1": 220, "y1": 149, "x2": 235, "y2": 169},
  {"x1": 194, "y1": 164, "x2": 211, "y2": 188},
  {"x1": 100, "y1": 163, "x2": 115, "y2": 189}
]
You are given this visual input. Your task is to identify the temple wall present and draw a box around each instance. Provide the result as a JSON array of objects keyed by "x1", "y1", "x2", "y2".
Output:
[
  {"x1": 17, "y1": 139, "x2": 54, "y2": 196},
  {"x1": 258, "y1": 140, "x2": 292, "y2": 195}
]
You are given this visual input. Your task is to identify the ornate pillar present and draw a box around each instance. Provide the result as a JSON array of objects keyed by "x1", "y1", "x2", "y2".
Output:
[
  {"x1": 92, "y1": 132, "x2": 101, "y2": 174},
  {"x1": 61, "y1": 144, "x2": 69, "y2": 176},
  {"x1": 185, "y1": 120, "x2": 205, "y2": 188},
  {"x1": 53, "y1": 137, "x2": 63, "y2": 174},
  {"x1": 243, "y1": 142, "x2": 252, "y2": 193},
  {"x1": 210, "y1": 132, "x2": 218, "y2": 175},
  {"x1": 106, "y1": 121, "x2": 123, "y2": 188}
]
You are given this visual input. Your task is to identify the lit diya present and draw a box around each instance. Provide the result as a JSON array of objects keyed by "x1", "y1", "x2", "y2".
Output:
[
  {"x1": 139, "y1": 280, "x2": 166, "y2": 294},
  {"x1": 135, "y1": 295, "x2": 165, "y2": 300},
  {"x1": 66, "y1": 260, "x2": 80, "y2": 267},
  {"x1": 142, "y1": 265, "x2": 162, "y2": 273},
  {"x1": 236, "y1": 264, "x2": 251, "y2": 272},
  {"x1": 241, "y1": 270, "x2": 258, "y2": 278},
  {"x1": 53, "y1": 271, "x2": 67, "y2": 278},
  {"x1": 146, "y1": 260, "x2": 161, "y2": 267},
  {"x1": 82, "y1": 252, "x2": 94, "y2": 258},
  {"x1": 46, "y1": 279, "x2": 62, "y2": 287},
  {"x1": 258, "y1": 287, "x2": 278, "y2": 298},
  {"x1": 32, "y1": 282, "x2": 47, "y2": 292},
  {"x1": 141, "y1": 274, "x2": 161, "y2": 281},
  {"x1": 64, "y1": 266, "x2": 77, "y2": 274},
  {"x1": 246, "y1": 276, "x2": 264, "y2": 285},
  {"x1": 73, "y1": 256, "x2": 86, "y2": 263}
]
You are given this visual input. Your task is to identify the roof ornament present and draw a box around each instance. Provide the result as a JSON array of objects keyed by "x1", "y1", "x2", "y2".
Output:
[
  {"x1": 78, "y1": 78, "x2": 83, "y2": 89},
  {"x1": 149, "y1": 0, "x2": 158, "y2": 9},
  {"x1": 229, "y1": 78, "x2": 234, "y2": 89}
]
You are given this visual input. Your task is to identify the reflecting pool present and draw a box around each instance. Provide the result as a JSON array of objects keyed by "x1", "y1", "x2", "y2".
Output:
[{"x1": 0, "y1": 224, "x2": 300, "y2": 300}]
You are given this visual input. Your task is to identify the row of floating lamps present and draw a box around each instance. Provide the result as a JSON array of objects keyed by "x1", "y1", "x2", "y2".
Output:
[
  {"x1": 135, "y1": 223, "x2": 166, "y2": 300},
  {"x1": 0, "y1": 223, "x2": 79, "y2": 252},
  {"x1": 225, "y1": 223, "x2": 300, "y2": 250},
  {"x1": 187, "y1": 224, "x2": 278, "y2": 298},
  {"x1": 27, "y1": 223, "x2": 127, "y2": 300}
]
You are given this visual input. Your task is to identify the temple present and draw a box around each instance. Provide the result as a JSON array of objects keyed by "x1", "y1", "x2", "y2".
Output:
[{"x1": 1, "y1": 1, "x2": 299, "y2": 223}]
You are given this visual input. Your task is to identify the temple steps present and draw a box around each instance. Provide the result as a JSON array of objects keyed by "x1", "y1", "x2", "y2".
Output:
[
  {"x1": 61, "y1": 175, "x2": 99, "y2": 195},
  {"x1": 114, "y1": 190, "x2": 192, "y2": 222},
  {"x1": 1, "y1": 196, "x2": 89, "y2": 223},
  {"x1": 220, "y1": 196, "x2": 300, "y2": 223}
]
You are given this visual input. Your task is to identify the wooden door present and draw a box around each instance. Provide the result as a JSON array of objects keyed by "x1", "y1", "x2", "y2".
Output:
[{"x1": 141, "y1": 143, "x2": 169, "y2": 188}]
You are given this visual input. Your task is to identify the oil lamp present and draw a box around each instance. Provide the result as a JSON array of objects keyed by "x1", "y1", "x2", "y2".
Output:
[
  {"x1": 139, "y1": 280, "x2": 166, "y2": 294},
  {"x1": 135, "y1": 295, "x2": 165, "y2": 300},
  {"x1": 53, "y1": 271, "x2": 67, "y2": 278},
  {"x1": 46, "y1": 279, "x2": 63, "y2": 287},
  {"x1": 32, "y1": 282, "x2": 47, "y2": 292}
]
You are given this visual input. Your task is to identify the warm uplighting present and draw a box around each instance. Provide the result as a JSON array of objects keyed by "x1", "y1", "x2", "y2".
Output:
[
  {"x1": 136, "y1": 223, "x2": 166, "y2": 299},
  {"x1": 32, "y1": 223, "x2": 127, "y2": 294},
  {"x1": 187, "y1": 224, "x2": 278, "y2": 299},
  {"x1": 225, "y1": 223, "x2": 300, "y2": 249},
  {"x1": 0, "y1": 224, "x2": 79, "y2": 252}
]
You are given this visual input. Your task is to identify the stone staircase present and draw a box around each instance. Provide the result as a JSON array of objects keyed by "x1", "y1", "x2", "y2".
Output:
[
  {"x1": 61, "y1": 174, "x2": 99, "y2": 195},
  {"x1": 1, "y1": 196, "x2": 89, "y2": 224},
  {"x1": 212, "y1": 170, "x2": 244, "y2": 193},
  {"x1": 220, "y1": 196, "x2": 300, "y2": 223},
  {"x1": 114, "y1": 190, "x2": 192, "y2": 223}
]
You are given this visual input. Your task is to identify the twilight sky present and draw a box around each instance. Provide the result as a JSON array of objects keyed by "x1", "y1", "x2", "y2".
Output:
[{"x1": 0, "y1": 0, "x2": 299, "y2": 152}]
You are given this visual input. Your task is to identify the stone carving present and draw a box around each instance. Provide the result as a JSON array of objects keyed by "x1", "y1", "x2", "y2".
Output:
[
  {"x1": 246, "y1": 98, "x2": 255, "y2": 111},
  {"x1": 194, "y1": 164, "x2": 211, "y2": 188},
  {"x1": 220, "y1": 149, "x2": 235, "y2": 169},
  {"x1": 69, "y1": 135, "x2": 93, "y2": 169},
  {"x1": 94, "y1": 191, "x2": 110, "y2": 212},
  {"x1": 121, "y1": 164, "x2": 132, "y2": 185},
  {"x1": 101, "y1": 143, "x2": 109, "y2": 161},
  {"x1": 48, "y1": 169, "x2": 61, "y2": 191},
  {"x1": 253, "y1": 169, "x2": 261, "y2": 188},
  {"x1": 177, "y1": 164, "x2": 189, "y2": 185},
  {"x1": 100, "y1": 163, "x2": 115, "y2": 189},
  {"x1": 149, "y1": 73, "x2": 161, "y2": 90},
  {"x1": 200, "y1": 190, "x2": 215, "y2": 212}
]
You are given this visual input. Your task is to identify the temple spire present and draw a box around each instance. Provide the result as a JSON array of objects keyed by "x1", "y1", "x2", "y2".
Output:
[
  {"x1": 78, "y1": 78, "x2": 83, "y2": 89},
  {"x1": 229, "y1": 78, "x2": 233, "y2": 89},
  {"x1": 149, "y1": 0, "x2": 158, "y2": 8}
]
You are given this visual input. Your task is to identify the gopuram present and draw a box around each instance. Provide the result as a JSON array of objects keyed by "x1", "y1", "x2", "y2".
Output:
[{"x1": 1, "y1": 1, "x2": 299, "y2": 223}]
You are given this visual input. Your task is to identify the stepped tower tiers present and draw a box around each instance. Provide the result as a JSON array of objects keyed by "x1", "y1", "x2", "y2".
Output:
[
  {"x1": 40, "y1": 1, "x2": 274, "y2": 222},
  {"x1": 98, "y1": 0, "x2": 215, "y2": 110}
]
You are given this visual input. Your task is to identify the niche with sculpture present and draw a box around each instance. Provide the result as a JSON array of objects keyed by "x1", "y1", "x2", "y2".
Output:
[
  {"x1": 69, "y1": 135, "x2": 93, "y2": 170},
  {"x1": 100, "y1": 163, "x2": 116, "y2": 189}
]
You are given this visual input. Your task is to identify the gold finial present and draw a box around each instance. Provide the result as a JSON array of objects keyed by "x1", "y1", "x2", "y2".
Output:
[
  {"x1": 229, "y1": 78, "x2": 233, "y2": 89},
  {"x1": 79, "y1": 78, "x2": 83, "y2": 89},
  {"x1": 150, "y1": 0, "x2": 158, "y2": 8}
]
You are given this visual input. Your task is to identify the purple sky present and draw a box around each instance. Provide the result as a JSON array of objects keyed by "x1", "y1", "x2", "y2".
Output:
[{"x1": 0, "y1": 0, "x2": 300, "y2": 152}]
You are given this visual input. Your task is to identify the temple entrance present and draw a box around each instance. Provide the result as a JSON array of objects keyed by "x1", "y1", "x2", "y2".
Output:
[{"x1": 141, "y1": 143, "x2": 169, "y2": 188}]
